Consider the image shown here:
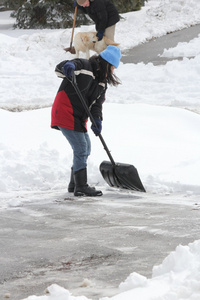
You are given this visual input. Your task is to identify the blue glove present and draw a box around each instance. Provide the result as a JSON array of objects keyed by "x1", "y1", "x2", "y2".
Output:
[
  {"x1": 74, "y1": 0, "x2": 77, "y2": 7},
  {"x1": 62, "y1": 61, "x2": 75, "y2": 78},
  {"x1": 96, "y1": 30, "x2": 104, "y2": 41},
  {"x1": 91, "y1": 118, "x2": 102, "y2": 136}
]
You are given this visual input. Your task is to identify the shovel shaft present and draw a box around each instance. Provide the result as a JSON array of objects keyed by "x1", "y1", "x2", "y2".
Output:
[
  {"x1": 68, "y1": 75, "x2": 146, "y2": 192},
  {"x1": 70, "y1": 6, "x2": 77, "y2": 45},
  {"x1": 98, "y1": 134, "x2": 116, "y2": 166},
  {"x1": 70, "y1": 75, "x2": 116, "y2": 167}
]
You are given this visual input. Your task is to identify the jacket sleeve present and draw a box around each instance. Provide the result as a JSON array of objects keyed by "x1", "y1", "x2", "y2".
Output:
[
  {"x1": 94, "y1": 1, "x2": 108, "y2": 32},
  {"x1": 81, "y1": 0, "x2": 107, "y2": 32},
  {"x1": 55, "y1": 60, "x2": 67, "y2": 78},
  {"x1": 77, "y1": 3, "x2": 84, "y2": 11},
  {"x1": 55, "y1": 59, "x2": 88, "y2": 78}
]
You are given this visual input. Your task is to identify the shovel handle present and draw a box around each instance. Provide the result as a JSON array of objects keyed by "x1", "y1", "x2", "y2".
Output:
[
  {"x1": 98, "y1": 134, "x2": 116, "y2": 167},
  {"x1": 69, "y1": 74, "x2": 116, "y2": 167},
  {"x1": 70, "y1": 6, "x2": 77, "y2": 46}
]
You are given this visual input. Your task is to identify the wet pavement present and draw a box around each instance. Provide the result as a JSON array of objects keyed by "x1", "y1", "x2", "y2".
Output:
[
  {"x1": 1, "y1": 190, "x2": 200, "y2": 300},
  {"x1": 121, "y1": 24, "x2": 200, "y2": 65}
]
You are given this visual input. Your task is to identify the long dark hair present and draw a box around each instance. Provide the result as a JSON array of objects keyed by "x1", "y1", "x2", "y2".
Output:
[{"x1": 89, "y1": 55, "x2": 121, "y2": 86}]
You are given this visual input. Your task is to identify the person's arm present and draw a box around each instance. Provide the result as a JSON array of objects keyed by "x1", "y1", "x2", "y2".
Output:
[
  {"x1": 55, "y1": 59, "x2": 85, "y2": 78},
  {"x1": 55, "y1": 60, "x2": 68, "y2": 78},
  {"x1": 93, "y1": 0, "x2": 108, "y2": 40}
]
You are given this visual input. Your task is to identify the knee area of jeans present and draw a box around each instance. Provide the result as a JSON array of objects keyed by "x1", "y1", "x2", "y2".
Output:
[{"x1": 74, "y1": 151, "x2": 90, "y2": 158}]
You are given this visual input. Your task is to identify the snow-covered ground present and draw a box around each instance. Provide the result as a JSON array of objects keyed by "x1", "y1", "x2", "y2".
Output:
[{"x1": 1, "y1": 0, "x2": 200, "y2": 299}]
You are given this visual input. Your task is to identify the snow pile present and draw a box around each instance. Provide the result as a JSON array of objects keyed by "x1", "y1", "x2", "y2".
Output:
[
  {"x1": 161, "y1": 33, "x2": 200, "y2": 57},
  {"x1": 117, "y1": 0, "x2": 200, "y2": 49},
  {"x1": 111, "y1": 56, "x2": 200, "y2": 107},
  {"x1": 119, "y1": 240, "x2": 200, "y2": 300},
  {"x1": 1, "y1": 103, "x2": 200, "y2": 196}
]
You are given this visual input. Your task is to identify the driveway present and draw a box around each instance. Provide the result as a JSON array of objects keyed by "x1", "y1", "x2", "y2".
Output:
[
  {"x1": 121, "y1": 24, "x2": 200, "y2": 65},
  {"x1": 1, "y1": 190, "x2": 200, "y2": 300},
  {"x1": 1, "y1": 25, "x2": 200, "y2": 300}
]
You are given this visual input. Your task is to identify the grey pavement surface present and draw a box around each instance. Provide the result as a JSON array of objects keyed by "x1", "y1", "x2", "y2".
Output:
[
  {"x1": 1, "y1": 190, "x2": 200, "y2": 300},
  {"x1": 1, "y1": 24, "x2": 200, "y2": 300},
  {"x1": 121, "y1": 24, "x2": 200, "y2": 65}
]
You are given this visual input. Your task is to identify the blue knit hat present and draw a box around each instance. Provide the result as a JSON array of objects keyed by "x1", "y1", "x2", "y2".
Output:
[{"x1": 99, "y1": 45, "x2": 121, "y2": 68}]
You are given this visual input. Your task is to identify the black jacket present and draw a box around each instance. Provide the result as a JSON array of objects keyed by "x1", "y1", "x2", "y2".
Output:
[
  {"x1": 51, "y1": 59, "x2": 107, "y2": 132},
  {"x1": 79, "y1": 0, "x2": 120, "y2": 32}
]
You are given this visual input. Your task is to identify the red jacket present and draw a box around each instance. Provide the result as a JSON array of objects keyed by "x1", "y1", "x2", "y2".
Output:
[{"x1": 51, "y1": 59, "x2": 107, "y2": 132}]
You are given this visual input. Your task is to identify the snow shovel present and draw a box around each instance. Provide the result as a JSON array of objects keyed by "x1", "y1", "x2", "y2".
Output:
[
  {"x1": 64, "y1": 6, "x2": 77, "y2": 54},
  {"x1": 70, "y1": 75, "x2": 146, "y2": 192}
]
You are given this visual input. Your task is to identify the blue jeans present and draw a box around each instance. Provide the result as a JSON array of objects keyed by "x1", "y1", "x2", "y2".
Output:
[{"x1": 58, "y1": 127, "x2": 91, "y2": 172}]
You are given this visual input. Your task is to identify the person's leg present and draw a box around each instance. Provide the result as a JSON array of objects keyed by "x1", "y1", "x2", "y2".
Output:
[
  {"x1": 59, "y1": 127, "x2": 89, "y2": 192},
  {"x1": 104, "y1": 24, "x2": 116, "y2": 41},
  {"x1": 58, "y1": 127, "x2": 102, "y2": 196},
  {"x1": 59, "y1": 127, "x2": 90, "y2": 172}
]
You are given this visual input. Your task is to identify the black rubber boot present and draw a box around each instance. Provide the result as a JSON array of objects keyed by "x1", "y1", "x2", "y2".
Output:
[
  {"x1": 74, "y1": 168, "x2": 103, "y2": 197},
  {"x1": 68, "y1": 167, "x2": 75, "y2": 193}
]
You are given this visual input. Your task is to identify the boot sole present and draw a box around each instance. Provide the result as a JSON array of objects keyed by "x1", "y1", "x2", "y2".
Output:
[{"x1": 74, "y1": 191, "x2": 103, "y2": 197}]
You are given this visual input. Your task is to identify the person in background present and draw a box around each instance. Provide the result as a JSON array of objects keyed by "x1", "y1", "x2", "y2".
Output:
[
  {"x1": 51, "y1": 45, "x2": 121, "y2": 197},
  {"x1": 75, "y1": 0, "x2": 120, "y2": 41}
]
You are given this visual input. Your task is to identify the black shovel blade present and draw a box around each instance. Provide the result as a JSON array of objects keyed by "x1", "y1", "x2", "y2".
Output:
[{"x1": 100, "y1": 161, "x2": 146, "y2": 192}]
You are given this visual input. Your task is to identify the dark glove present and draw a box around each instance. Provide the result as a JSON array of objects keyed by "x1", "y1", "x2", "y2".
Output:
[
  {"x1": 96, "y1": 30, "x2": 104, "y2": 41},
  {"x1": 62, "y1": 61, "x2": 75, "y2": 78},
  {"x1": 91, "y1": 118, "x2": 102, "y2": 136},
  {"x1": 74, "y1": 0, "x2": 77, "y2": 7}
]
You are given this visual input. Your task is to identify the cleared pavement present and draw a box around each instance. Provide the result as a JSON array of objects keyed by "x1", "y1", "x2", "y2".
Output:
[
  {"x1": 121, "y1": 24, "x2": 200, "y2": 65},
  {"x1": 1, "y1": 190, "x2": 200, "y2": 300}
]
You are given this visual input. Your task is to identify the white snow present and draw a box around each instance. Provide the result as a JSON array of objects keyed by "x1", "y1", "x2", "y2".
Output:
[{"x1": 1, "y1": 0, "x2": 200, "y2": 299}]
